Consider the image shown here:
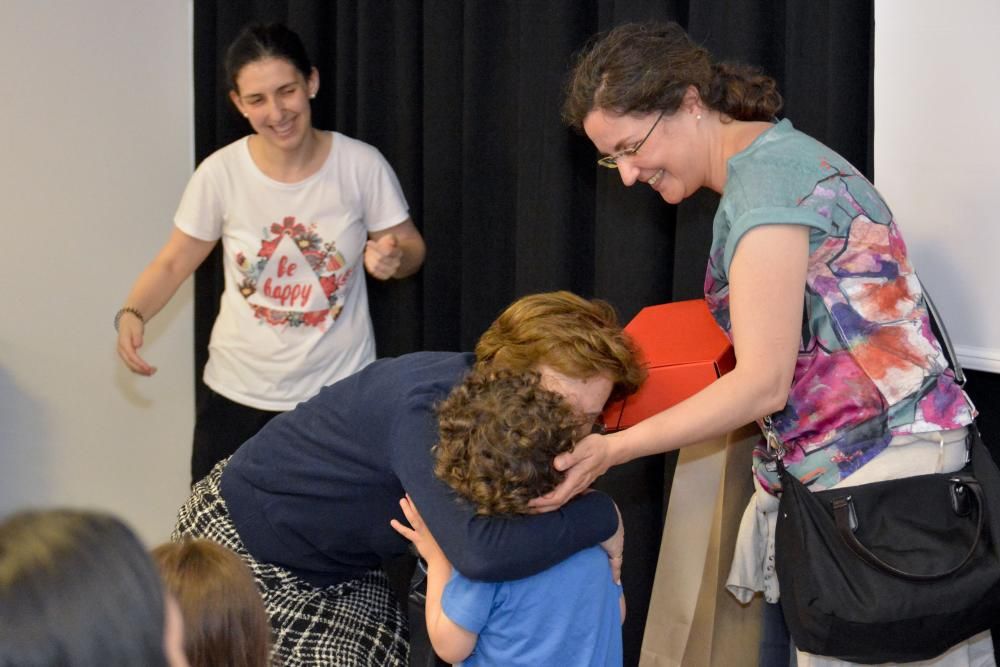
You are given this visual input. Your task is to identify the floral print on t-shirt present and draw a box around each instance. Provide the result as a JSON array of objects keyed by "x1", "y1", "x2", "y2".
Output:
[{"x1": 235, "y1": 216, "x2": 353, "y2": 328}]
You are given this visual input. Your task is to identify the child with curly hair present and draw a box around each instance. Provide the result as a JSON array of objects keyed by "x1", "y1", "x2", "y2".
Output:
[{"x1": 391, "y1": 368, "x2": 626, "y2": 666}]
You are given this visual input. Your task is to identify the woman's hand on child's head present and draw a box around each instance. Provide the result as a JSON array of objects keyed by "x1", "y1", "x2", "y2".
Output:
[
  {"x1": 390, "y1": 494, "x2": 447, "y2": 565},
  {"x1": 527, "y1": 432, "x2": 614, "y2": 513}
]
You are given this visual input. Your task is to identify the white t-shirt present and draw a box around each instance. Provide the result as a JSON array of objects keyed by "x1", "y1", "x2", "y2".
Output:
[{"x1": 174, "y1": 132, "x2": 410, "y2": 411}]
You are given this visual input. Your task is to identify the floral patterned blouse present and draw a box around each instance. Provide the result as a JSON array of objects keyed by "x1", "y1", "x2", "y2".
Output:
[{"x1": 704, "y1": 120, "x2": 975, "y2": 494}]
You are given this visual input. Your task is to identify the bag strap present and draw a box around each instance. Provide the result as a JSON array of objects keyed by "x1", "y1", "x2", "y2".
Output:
[
  {"x1": 919, "y1": 277, "x2": 966, "y2": 387},
  {"x1": 919, "y1": 278, "x2": 983, "y2": 455},
  {"x1": 830, "y1": 478, "x2": 986, "y2": 581}
]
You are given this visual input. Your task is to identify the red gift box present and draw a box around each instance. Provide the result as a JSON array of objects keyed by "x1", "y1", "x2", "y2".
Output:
[{"x1": 604, "y1": 299, "x2": 735, "y2": 431}]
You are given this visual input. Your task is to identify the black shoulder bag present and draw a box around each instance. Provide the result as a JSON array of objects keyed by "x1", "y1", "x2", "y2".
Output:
[{"x1": 772, "y1": 286, "x2": 1000, "y2": 663}]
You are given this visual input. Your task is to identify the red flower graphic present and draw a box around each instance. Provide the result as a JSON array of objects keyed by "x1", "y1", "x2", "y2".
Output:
[
  {"x1": 270, "y1": 216, "x2": 307, "y2": 238},
  {"x1": 302, "y1": 310, "x2": 328, "y2": 327},
  {"x1": 258, "y1": 236, "x2": 281, "y2": 259},
  {"x1": 319, "y1": 274, "x2": 340, "y2": 298}
]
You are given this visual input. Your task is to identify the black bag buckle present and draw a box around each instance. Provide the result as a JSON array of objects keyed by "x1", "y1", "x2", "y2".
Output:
[
  {"x1": 950, "y1": 478, "x2": 972, "y2": 517},
  {"x1": 831, "y1": 495, "x2": 858, "y2": 532}
]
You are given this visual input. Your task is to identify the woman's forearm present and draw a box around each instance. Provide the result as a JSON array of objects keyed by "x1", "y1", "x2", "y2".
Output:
[
  {"x1": 607, "y1": 364, "x2": 786, "y2": 467},
  {"x1": 393, "y1": 233, "x2": 426, "y2": 278},
  {"x1": 121, "y1": 228, "x2": 217, "y2": 320}
]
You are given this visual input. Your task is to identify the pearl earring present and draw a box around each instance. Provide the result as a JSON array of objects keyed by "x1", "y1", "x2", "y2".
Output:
[
  {"x1": 310, "y1": 94, "x2": 316, "y2": 99},
  {"x1": 696, "y1": 114, "x2": 702, "y2": 120}
]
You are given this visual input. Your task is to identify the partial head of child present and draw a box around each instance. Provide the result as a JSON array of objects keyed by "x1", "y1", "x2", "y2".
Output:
[
  {"x1": 434, "y1": 367, "x2": 588, "y2": 515},
  {"x1": 151, "y1": 538, "x2": 270, "y2": 667},
  {"x1": 0, "y1": 508, "x2": 188, "y2": 667}
]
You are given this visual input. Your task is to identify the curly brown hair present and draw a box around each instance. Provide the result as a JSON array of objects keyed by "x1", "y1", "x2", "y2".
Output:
[
  {"x1": 434, "y1": 368, "x2": 585, "y2": 516},
  {"x1": 475, "y1": 291, "x2": 645, "y2": 403},
  {"x1": 562, "y1": 21, "x2": 782, "y2": 129}
]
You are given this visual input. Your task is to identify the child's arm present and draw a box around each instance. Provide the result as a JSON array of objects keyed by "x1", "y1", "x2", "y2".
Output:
[
  {"x1": 599, "y1": 499, "x2": 625, "y2": 584},
  {"x1": 391, "y1": 495, "x2": 478, "y2": 664},
  {"x1": 601, "y1": 500, "x2": 626, "y2": 623}
]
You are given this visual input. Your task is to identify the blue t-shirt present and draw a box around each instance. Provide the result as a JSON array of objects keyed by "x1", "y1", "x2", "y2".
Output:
[
  {"x1": 220, "y1": 351, "x2": 619, "y2": 586},
  {"x1": 444, "y1": 546, "x2": 623, "y2": 666}
]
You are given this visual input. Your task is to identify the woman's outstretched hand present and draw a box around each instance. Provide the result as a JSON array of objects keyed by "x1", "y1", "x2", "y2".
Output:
[
  {"x1": 528, "y1": 432, "x2": 614, "y2": 513},
  {"x1": 116, "y1": 314, "x2": 156, "y2": 376}
]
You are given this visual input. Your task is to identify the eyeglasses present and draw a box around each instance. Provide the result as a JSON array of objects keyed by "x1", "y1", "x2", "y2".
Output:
[{"x1": 597, "y1": 110, "x2": 666, "y2": 168}]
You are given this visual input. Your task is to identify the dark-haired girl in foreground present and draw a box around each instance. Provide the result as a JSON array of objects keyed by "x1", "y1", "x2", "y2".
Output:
[{"x1": 0, "y1": 509, "x2": 189, "y2": 667}]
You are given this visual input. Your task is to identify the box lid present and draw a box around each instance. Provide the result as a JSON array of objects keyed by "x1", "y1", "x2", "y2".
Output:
[{"x1": 624, "y1": 299, "x2": 733, "y2": 370}]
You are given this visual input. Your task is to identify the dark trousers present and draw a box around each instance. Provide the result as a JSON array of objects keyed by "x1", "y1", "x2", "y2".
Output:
[
  {"x1": 760, "y1": 601, "x2": 795, "y2": 667},
  {"x1": 191, "y1": 387, "x2": 281, "y2": 484}
]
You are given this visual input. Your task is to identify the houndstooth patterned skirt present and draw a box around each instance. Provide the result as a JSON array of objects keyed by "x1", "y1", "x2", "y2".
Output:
[{"x1": 173, "y1": 460, "x2": 409, "y2": 666}]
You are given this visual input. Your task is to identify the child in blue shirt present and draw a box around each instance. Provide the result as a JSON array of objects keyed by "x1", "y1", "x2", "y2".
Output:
[{"x1": 392, "y1": 368, "x2": 626, "y2": 666}]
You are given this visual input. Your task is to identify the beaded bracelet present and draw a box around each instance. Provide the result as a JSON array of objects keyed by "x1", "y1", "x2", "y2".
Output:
[{"x1": 114, "y1": 306, "x2": 145, "y2": 332}]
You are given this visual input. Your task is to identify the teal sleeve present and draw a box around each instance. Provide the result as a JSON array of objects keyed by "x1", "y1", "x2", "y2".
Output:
[{"x1": 723, "y1": 206, "x2": 830, "y2": 273}]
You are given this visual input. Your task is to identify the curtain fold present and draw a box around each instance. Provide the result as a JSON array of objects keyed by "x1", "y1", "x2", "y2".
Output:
[{"x1": 191, "y1": 3, "x2": 874, "y2": 663}]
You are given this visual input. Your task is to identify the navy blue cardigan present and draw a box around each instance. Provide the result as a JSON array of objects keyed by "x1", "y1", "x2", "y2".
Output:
[{"x1": 221, "y1": 351, "x2": 618, "y2": 587}]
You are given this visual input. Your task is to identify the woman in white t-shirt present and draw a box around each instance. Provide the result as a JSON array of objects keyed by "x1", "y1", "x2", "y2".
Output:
[{"x1": 115, "y1": 23, "x2": 425, "y2": 483}]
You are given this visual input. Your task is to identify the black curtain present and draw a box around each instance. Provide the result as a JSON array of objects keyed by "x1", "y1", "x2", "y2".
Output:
[{"x1": 192, "y1": 2, "x2": 876, "y2": 664}]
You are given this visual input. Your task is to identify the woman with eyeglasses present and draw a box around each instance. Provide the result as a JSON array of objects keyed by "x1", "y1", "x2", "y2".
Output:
[
  {"x1": 114, "y1": 23, "x2": 425, "y2": 485},
  {"x1": 545, "y1": 21, "x2": 986, "y2": 667}
]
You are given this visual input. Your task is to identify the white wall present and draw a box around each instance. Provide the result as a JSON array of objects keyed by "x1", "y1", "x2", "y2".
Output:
[
  {"x1": 874, "y1": 0, "x2": 1000, "y2": 372},
  {"x1": 0, "y1": 1, "x2": 194, "y2": 543}
]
